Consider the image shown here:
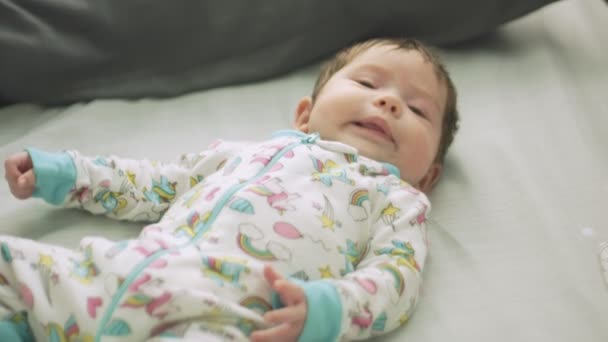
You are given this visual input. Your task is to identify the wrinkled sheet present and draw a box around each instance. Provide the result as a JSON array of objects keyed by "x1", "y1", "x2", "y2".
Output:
[{"x1": 1, "y1": 0, "x2": 607, "y2": 340}]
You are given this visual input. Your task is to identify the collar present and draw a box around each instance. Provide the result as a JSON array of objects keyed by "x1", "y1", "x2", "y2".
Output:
[{"x1": 270, "y1": 130, "x2": 400, "y2": 178}]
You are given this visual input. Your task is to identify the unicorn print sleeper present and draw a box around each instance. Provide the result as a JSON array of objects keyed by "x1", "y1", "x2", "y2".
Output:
[{"x1": 0, "y1": 131, "x2": 430, "y2": 341}]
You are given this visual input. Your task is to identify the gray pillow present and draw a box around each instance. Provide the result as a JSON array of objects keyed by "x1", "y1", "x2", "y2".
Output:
[{"x1": 0, "y1": 0, "x2": 559, "y2": 105}]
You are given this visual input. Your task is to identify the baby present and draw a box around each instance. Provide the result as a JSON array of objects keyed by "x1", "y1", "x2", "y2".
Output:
[{"x1": 2, "y1": 37, "x2": 458, "y2": 342}]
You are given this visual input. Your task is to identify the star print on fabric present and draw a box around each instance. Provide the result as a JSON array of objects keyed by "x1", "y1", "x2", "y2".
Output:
[
  {"x1": 380, "y1": 202, "x2": 401, "y2": 227},
  {"x1": 319, "y1": 265, "x2": 334, "y2": 278},
  {"x1": 382, "y1": 203, "x2": 399, "y2": 217},
  {"x1": 399, "y1": 314, "x2": 409, "y2": 326},
  {"x1": 38, "y1": 254, "x2": 54, "y2": 267}
]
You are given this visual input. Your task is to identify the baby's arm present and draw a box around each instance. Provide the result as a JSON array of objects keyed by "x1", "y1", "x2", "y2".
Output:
[
  {"x1": 272, "y1": 183, "x2": 429, "y2": 341},
  {"x1": 253, "y1": 183, "x2": 429, "y2": 341},
  {"x1": 332, "y1": 187, "x2": 430, "y2": 340},
  {"x1": 7, "y1": 140, "x2": 241, "y2": 221}
]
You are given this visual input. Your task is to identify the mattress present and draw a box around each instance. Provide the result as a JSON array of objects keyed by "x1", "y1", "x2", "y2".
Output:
[{"x1": 1, "y1": 0, "x2": 607, "y2": 340}]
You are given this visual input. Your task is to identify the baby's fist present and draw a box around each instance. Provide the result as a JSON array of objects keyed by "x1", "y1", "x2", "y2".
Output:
[
  {"x1": 4, "y1": 152, "x2": 36, "y2": 199},
  {"x1": 251, "y1": 265, "x2": 307, "y2": 342}
]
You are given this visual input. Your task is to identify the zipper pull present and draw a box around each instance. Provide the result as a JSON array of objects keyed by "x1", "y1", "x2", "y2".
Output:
[{"x1": 301, "y1": 132, "x2": 320, "y2": 144}]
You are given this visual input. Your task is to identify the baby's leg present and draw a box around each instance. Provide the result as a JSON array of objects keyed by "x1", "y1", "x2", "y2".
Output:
[{"x1": 0, "y1": 235, "x2": 99, "y2": 341}]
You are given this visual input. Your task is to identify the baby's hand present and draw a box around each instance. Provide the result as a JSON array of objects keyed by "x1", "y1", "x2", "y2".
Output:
[
  {"x1": 251, "y1": 265, "x2": 307, "y2": 342},
  {"x1": 4, "y1": 152, "x2": 36, "y2": 199}
]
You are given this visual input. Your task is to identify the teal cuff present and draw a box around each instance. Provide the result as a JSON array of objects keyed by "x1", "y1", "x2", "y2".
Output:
[
  {"x1": 0, "y1": 313, "x2": 35, "y2": 342},
  {"x1": 0, "y1": 321, "x2": 23, "y2": 342},
  {"x1": 271, "y1": 279, "x2": 342, "y2": 342},
  {"x1": 26, "y1": 148, "x2": 76, "y2": 205}
]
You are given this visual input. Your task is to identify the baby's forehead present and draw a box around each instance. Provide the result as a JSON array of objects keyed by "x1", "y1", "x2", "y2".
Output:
[
  {"x1": 347, "y1": 46, "x2": 448, "y2": 113},
  {"x1": 345, "y1": 46, "x2": 439, "y2": 82}
]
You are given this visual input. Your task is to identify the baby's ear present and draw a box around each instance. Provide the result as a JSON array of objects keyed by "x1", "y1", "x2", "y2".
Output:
[{"x1": 293, "y1": 96, "x2": 313, "y2": 133}]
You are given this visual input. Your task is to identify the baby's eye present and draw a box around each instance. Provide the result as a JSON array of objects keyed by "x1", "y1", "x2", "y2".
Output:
[
  {"x1": 356, "y1": 80, "x2": 375, "y2": 88},
  {"x1": 409, "y1": 106, "x2": 425, "y2": 117}
]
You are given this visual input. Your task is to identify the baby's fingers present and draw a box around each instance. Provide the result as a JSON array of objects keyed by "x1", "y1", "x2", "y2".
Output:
[
  {"x1": 10, "y1": 169, "x2": 35, "y2": 199},
  {"x1": 274, "y1": 279, "x2": 306, "y2": 306},
  {"x1": 4, "y1": 158, "x2": 20, "y2": 183},
  {"x1": 4, "y1": 153, "x2": 31, "y2": 180},
  {"x1": 19, "y1": 169, "x2": 35, "y2": 186},
  {"x1": 263, "y1": 264, "x2": 283, "y2": 287},
  {"x1": 264, "y1": 305, "x2": 306, "y2": 325},
  {"x1": 5, "y1": 153, "x2": 36, "y2": 199}
]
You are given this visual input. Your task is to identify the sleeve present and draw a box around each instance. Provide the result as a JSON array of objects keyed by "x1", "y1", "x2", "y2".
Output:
[
  {"x1": 288, "y1": 181, "x2": 431, "y2": 341},
  {"x1": 27, "y1": 139, "x2": 243, "y2": 222}
]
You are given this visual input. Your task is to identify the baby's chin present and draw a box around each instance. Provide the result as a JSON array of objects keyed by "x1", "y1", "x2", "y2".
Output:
[
  {"x1": 320, "y1": 132, "x2": 399, "y2": 166},
  {"x1": 347, "y1": 140, "x2": 394, "y2": 162}
]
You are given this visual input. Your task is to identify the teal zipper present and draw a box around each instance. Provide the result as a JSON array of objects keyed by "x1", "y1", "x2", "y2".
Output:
[{"x1": 95, "y1": 135, "x2": 315, "y2": 341}]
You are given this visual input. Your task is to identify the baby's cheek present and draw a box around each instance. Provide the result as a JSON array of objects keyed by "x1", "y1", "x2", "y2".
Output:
[{"x1": 400, "y1": 153, "x2": 432, "y2": 183}]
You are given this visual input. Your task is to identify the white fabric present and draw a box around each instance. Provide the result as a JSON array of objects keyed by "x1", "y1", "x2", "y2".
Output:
[
  {"x1": 15, "y1": 134, "x2": 429, "y2": 340},
  {"x1": 1, "y1": 0, "x2": 607, "y2": 341}
]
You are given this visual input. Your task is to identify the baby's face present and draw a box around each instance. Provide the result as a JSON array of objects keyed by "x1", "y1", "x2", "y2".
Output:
[{"x1": 294, "y1": 45, "x2": 447, "y2": 192}]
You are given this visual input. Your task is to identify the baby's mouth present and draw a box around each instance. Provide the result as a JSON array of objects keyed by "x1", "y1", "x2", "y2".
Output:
[{"x1": 353, "y1": 119, "x2": 394, "y2": 143}]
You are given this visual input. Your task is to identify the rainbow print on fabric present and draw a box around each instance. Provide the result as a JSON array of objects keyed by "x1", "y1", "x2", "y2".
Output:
[
  {"x1": 236, "y1": 233, "x2": 278, "y2": 261},
  {"x1": 348, "y1": 189, "x2": 370, "y2": 221},
  {"x1": 240, "y1": 296, "x2": 272, "y2": 314},
  {"x1": 378, "y1": 263, "x2": 405, "y2": 296}
]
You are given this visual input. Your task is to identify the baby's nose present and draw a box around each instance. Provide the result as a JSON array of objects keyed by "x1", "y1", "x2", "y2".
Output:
[{"x1": 375, "y1": 96, "x2": 402, "y2": 117}]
